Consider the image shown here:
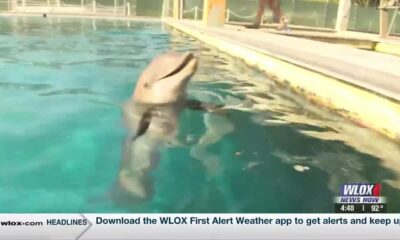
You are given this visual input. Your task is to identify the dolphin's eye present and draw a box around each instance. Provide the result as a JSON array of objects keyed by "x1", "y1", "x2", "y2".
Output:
[{"x1": 144, "y1": 83, "x2": 149, "y2": 88}]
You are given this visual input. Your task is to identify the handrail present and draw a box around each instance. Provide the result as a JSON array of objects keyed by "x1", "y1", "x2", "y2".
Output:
[
  {"x1": 96, "y1": 2, "x2": 125, "y2": 8},
  {"x1": 174, "y1": 6, "x2": 260, "y2": 21},
  {"x1": 227, "y1": 9, "x2": 257, "y2": 19},
  {"x1": 177, "y1": 5, "x2": 270, "y2": 22},
  {"x1": 11, "y1": 0, "x2": 130, "y2": 16},
  {"x1": 183, "y1": 6, "x2": 197, "y2": 13}
]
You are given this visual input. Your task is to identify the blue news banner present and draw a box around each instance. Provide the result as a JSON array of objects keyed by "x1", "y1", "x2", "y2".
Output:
[{"x1": 0, "y1": 214, "x2": 400, "y2": 239}]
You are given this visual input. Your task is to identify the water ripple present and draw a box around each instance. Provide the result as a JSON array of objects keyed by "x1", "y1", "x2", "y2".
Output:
[
  {"x1": 0, "y1": 81, "x2": 52, "y2": 91},
  {"x1": 39, "y1": 88, "x2": 101, "y2": 97}
]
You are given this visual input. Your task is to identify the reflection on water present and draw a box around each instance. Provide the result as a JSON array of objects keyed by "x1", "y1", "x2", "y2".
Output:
[
  {"x1": 0, "y1": 81, "x2": 52, "y2": 91},
  {"x1": 0, "y1": 16, "x2": 400, "y2": 213},
  {"x1": 168, "y1": 31, "x2": 400, "y2": 212},
  {"x1": 39, "y1": 88, "x2": 101, "y2": 96}
]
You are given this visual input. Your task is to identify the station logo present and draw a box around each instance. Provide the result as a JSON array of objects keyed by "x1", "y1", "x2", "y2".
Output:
[{"x1": 335, "y1": 183, "x2": 386, "y2": 204}]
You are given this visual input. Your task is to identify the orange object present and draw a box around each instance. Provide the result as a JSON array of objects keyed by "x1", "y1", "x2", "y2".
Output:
[{"x1": 202, "y1": 0, "x2": 227, "y2": 27}]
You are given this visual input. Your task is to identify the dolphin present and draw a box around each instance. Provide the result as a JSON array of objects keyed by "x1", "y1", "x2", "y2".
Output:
[{"x1": 114, "y1": 51, "x2": 224, "y2": 205}]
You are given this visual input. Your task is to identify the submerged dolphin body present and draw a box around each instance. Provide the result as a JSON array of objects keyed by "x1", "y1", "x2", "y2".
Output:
[{"x1": 114, "y1": 51, "x2": 223, "y2": 204}]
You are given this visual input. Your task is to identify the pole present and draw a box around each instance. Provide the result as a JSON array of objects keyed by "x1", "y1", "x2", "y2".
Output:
[
  {"x1": 127, "y1": 2, "x2": 130, "y2": 16},
  {"x1": 379, "y1": 0, "x2": 389, "y2": 37},
  {"x1": 179, "y1": 0, "x2": 183, "y2": 19},
  {"x1": 322, "y1": 0, "x2": 329, "y2": 27},
  {"x1": 291, "y1": 0, "x2": 296, "y2": 18},
  {"x1": 388, "y1": 7, "x2": 399, "y2": 35},
  {"x1": 161, "y1": 0, "x2": 165, "y2": 18},
  {"x1": 194, "y1": 6, "x2": 198, "y2": 20},
  {"x1": 162, "y1": 0, "x2": 170, "y2": 18},
  {"x1": 173, "y1": 0, "x2": 179, "y2": 19},
  {"x1": 335, "y1": 0, "x2": 351, "y2": 32}
]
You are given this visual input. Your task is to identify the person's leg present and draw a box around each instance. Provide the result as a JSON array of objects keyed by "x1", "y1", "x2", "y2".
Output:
[
  {"x1": 268, "y1": 0, "x2": 282, "y2": 23},
  {"x1": 245, "y1": 0, "x2": 267, "y2": 29},
  {"x1": 255, "y1": 0, "x2": 267, "y2": 26}
]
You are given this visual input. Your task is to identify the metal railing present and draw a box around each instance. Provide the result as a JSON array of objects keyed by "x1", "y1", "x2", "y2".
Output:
[
  {"x1": 2, "y1": 0, "x2": 398, "y2": 35},
  {"x1": 5, "y1": 0, "x2": 132, "y2": 16},
  {"x1": 179, "y1": 4, "x2": 399, "y2": 35},
  {"x1": 179, "y1": 6, "x2": 267, "y2": 24}
]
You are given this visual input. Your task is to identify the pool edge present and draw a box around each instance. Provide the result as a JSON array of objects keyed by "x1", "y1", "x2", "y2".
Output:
[
  {"x1": 375, "y1": 42, "x2": 400, "y2": 57},
  {"x1": 0, "y1": 12, "x2": 162, "y2": 22},
  {"x1": 165, "y1": 19, "x2": 400, "y2": 142}
]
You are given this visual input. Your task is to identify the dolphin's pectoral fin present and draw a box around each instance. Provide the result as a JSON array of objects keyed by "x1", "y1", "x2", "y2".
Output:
[
  {"x1": 185, "y1": 99, "x2": 226, "y2": 113},
  {"x1": 131, "y1": 109, "x2": 153, "y2": 142}
]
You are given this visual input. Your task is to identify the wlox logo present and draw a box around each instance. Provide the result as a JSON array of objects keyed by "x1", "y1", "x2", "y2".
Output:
[
  {"x1": 340, "y1": 183, "x2": 381, "y2": 196},
  {"x1": 160, "y1": 217, "x2": 188, "y2": 224}
]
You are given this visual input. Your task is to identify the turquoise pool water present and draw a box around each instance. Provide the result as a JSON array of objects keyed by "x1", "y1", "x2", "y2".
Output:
[{"x1": 1, "y1": 16, "x2": 400, "y2": 213}]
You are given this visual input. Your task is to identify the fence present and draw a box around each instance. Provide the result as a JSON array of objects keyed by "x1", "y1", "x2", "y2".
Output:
[
  {"x1": 180, "y1": 0, "x2": 399, "y2": 35},
  {"x1": 0, "y1": 0, "x2": 10, "y2": 12},
  {"x1": 0, "y1": 0, "x2": 164, "y2": 17},
  {"x1": 1, "y1": 0, "x2": 399, "y2": 35},
  {"x1": 5, "y1": 0, "x2": 131, "y2": 16},
  {"x1": 349, "y1": 3, "x2": 399, "y2": 35}
]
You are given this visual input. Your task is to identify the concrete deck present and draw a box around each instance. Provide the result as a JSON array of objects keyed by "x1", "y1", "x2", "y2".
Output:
[
  {"x1": 165, "y1": 19, "x2": 400, "y2": 141},
  {"x1": 229, "y1": 22, "x2": 400, "y2": 55},
  {"x1": 169, "y1": 19, "x2": 400, "y2": 103},
  {"x1": 231, "y1": 22, "x2": 400, "y2": 43}
]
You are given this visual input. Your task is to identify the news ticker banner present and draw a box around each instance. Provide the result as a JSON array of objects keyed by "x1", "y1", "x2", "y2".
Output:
[{"x1": 1, "y1": 214, "x2": 400, "y2": 239}]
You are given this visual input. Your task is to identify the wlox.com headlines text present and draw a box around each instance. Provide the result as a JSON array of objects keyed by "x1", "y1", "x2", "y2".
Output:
[
  {"x1": 0, "y1": 220, "x2": 43, "y2": 226},
  {"x1": 0, "y1": 219, "x2": 88, "y2": 227}
]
